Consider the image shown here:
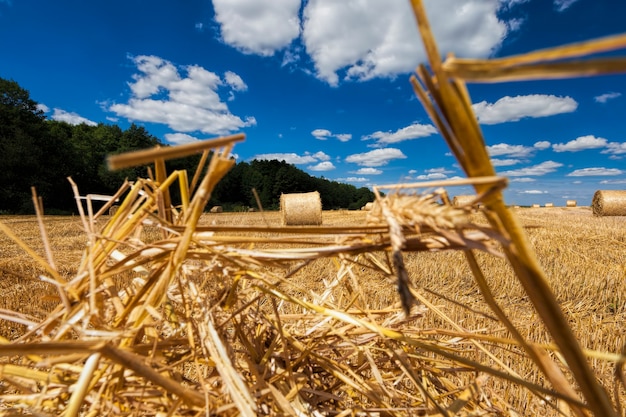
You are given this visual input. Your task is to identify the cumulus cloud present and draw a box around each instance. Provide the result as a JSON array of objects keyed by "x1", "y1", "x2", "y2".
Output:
[
  {"x1": 109, "y1": 55, "x2": 255, "y2": 135},
  {"x1": 491, "y1": 158, "x2": 520, "y2": 167},
  {"x1": 552, "y1": 135, "x2": 608, "y2": 152},
  {"x1": 311, "y1": 151, "x2": 331, "y2": 161},
  {"x1": 353, "y1": 167, "x2": 383, "y2": 175},
  {"x1": 311, "y1": 129, "x2": 331, "y2": 139},
  {"x1": 594, "y1": 92, "x2": 621, "y2": 103},
  {"x1": 212, "y1": 0, "x2": 301, "y2": 56},
  {"x1": 345, "y1": 148, "x2": 407, "y2": 167},
  {"x1": 414, "y1": 172, "x2": 448, "y2": 180},
  {"x1": 164, "y1": 133, "x2": 199, "y2": 145},
  {"x1": 533, "y1": 141, "x2": 551, "y2": 150},
  {"x1": 312, "y1": 129, "x2": 352, "y2": 142},
  {"x1": 510, "y1": 178, "x2": 536, "y2": 182},
  {"x1": 337, "y1": 177, "x2": 369, "y2": 183},
  {"x1": 37, "y1": 103, "x2": 50, "y2": 113},
  {"x1": 520, "y1": 190, "x2": 547, "y2": 194},
  {"x1": 553, "y1": 0, "x2": 580, "y2": 12},
  {"x1": 602, "y1": 142, "x2": 626, "y2": 156},
  {"x1": 567, "y1": 168, "x2": 623, "y2": 177},
  {"x1": 251, "y1": 151, "x2": 331, "y2": 166},
  {"x1": 473, "y1": 95, "x2": 577, "y2": 125},
  {"x1": 362, "y1": 122, "x2": 437, "y2": 146},
  {"x1": 499, "y1": 161, "x2": 563, "y2": 177},
  {"x1": 51, "y1": 109, "x2": 97, "y2": 126},
  {"x1": 308, "y1": 161, "x2": 336, "y2": 171},
  {"x1": 486, "y1": 143, "x2": 536, "y2": 158},
  {"x1": 210, "y1": 0, "x2": 526, "y2": 85},
  {"x1": 224, "y1": 71, "x2": 248, "y2": 92},
  {"x1": 302, "y1": 0, "x2": 513, "y2": 85},
  {"x1": 600, "y1": 179, "x2": 626, "y2": 184}
]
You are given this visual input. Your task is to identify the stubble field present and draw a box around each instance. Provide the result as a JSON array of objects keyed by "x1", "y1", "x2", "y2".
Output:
[{"x1": 0, "y1": 207, "x2": 625, "y2": 414}]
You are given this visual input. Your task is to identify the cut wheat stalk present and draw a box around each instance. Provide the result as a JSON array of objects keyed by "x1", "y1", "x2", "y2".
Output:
[{"x1": 408, "y1": 0, "x2": 622, "y2": 415}]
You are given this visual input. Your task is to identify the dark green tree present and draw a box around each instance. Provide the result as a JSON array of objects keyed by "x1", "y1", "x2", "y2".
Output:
[{"x1": 0, "y1": 78, "x2": 51, "y2": 212}]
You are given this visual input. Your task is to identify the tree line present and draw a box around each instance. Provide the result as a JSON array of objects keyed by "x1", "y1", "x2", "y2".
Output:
[{"x1": 0, "y1": 77, "x2": 374, "y2": 214}]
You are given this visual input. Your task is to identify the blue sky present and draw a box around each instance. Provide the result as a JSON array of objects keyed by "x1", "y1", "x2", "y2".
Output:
[{"x1": 1, "y1": 0, "x2": 625, "y2": 206}]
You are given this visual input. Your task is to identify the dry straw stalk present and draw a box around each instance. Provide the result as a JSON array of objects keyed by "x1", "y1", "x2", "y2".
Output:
[
  {"x1": 1, "y1": 1, "x2": 626, "y2": 416},
  {"x1": 408, "y1": 0, "x2": 625, "y2": 414}
]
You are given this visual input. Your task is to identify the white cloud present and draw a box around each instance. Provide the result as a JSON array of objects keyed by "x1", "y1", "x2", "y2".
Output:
[
  {"x1": 252, "y1": 152, "x2": 317, "y2": 164},
  {"x1": 51, "y1": 109, "x2": 97, "y2": 126},
  {"x1": 164, "y1": 133, "x2": 199, "y2": 145},
  {"x1": 499, "y1": 161, "x2": 563, "y2": 177},
  {"x1": 533, "y1": 141, "x2": 551, "y2": 150},
  {"x1": 308, "y1": 161, "x2": 336, "y2": 171},
  {"x1": 600, "y1": 179, "x2": 626, "y2": 184},
  {"x1": 354, "y1": 167, "x2": 383, "y2": 175},
  {"x1": 302, "y1": 0, "x2": 513, "y2": 85},
  {"x1": 520, "y1": 190, "x2": 547, "y2": 194},
  {"x1": 337, "y1": 177, "x2": 369, "y2": 183},
  {"x1": 311, "y1": 151, "x2": 331, "y2": 161},
  {"x1": 602, "y1": 142, "x2": 626, "y2": 155},
  {"x1": 109, "y1": 55, "x2": 255, "y2": 135},
  {"x1": 510, "y1": 177, "x2": 536, "y2": 182},
  {"x1": 594, "y1": 92, "x2": 621, "y2": 103},
  {"x1": 415, "y1": 172, "x2": 448, "y2": 180},
  {"x1": 224, "y1": 71, "x2": 248, "y2": 92},
  {"x1": 486, "y1": 143, "x2": 535, "y2": 158},
  {"x1": 362, "y1": 122, "x2": 437, "y2": 146},
  {"x1": 252, "y1": 151, "x2": 331, "y2": 166},
  {"x1": 491, "y1": 158, "x2": 520, "y2": 167},
  {"x1": 213, "y1": 0, "x2": 301, "y2": 56},
  {"x1": 312, "y1": 129, "x2": 352, "y2": 142},
  {"x1": 312, "y1": 129, "x2": 331, "y2": 139},
  {"x1": 345, "y1": 148, "x2": 407, "y2": 167},
  {"x1": 425, "y1": 167, "x2": 454, "y2": 174},
  {"x1": 553, "y1": 0, "x2": 580, "y2": 12},
  {"x1": 37, "y1": 103, "x2": 50, "y2": 113},
  {"x1": 473, "y1": 95, "x2": 577, "y2": 125},
  {"x1": 567, "y1": 168, "x2": 623, "y2": 177},
  {"x1": 552, "y1": 135, "x2": 608, "y2": 152}
]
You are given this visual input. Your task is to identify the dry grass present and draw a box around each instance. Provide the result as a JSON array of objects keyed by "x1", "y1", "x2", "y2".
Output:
[
  {"x1": 1, "y1": 207, "x2": 625, "y2": 415},
  {"x1": 2, "y1": 1, "x2": 626, "y2": 414}
]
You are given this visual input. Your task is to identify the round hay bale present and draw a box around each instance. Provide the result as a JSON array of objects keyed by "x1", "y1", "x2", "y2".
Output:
[
  {"x1": 452, "y1": 195, "x2": 475, "y2": 207},
  {"x1": 210, "y1": 206, "x2": 223, "y2": 213},
  {"x1": 361, "y1": 202, "x2": 374, "y2": 211},
  {"x1": 592, "y1": 190, "x2": 626, "y2": 216},
  {"x1": 544, "y1": 203, "x2": 554, "y2": 208},
  {"x1": 109, "y1": 205, "x2": 120, "y2": 216},
  {"x1": 281, "y1": 191, "x2": 322, "y2": 225},
  {"x1": 566, "y1": 199, "x2": 577, "y2": 207}
]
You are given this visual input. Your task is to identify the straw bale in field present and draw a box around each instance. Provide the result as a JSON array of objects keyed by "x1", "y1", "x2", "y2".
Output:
[
  {"x1": 210, "y1": 205, "x2": 223, "y2": 213},
  {"x1": 545, "y1": 203, "x2": 554, "y2": 207},
  {"x1": 592, "y1": 190, "x2": 626, "y2": 216},
  {"x1": 532, "y1": 204, "x2": 540, "y2": 208},
  {"x1": 452, "y1": 195, "x2": 475, "y2": 207},
  {"x1": 280, "y1": 191, "x2": 322, "y2": 225},
  {"x1": 566, "y1": 200, "x2": 577, "y2": 207},
  {"x1": 361, "y1": 201, "x2": 374, "y2": 211}
]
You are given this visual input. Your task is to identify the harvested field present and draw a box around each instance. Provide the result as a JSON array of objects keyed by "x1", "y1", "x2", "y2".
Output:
[{"x1": 1, "y1": 207, "x2": 625, "y2": 416}]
